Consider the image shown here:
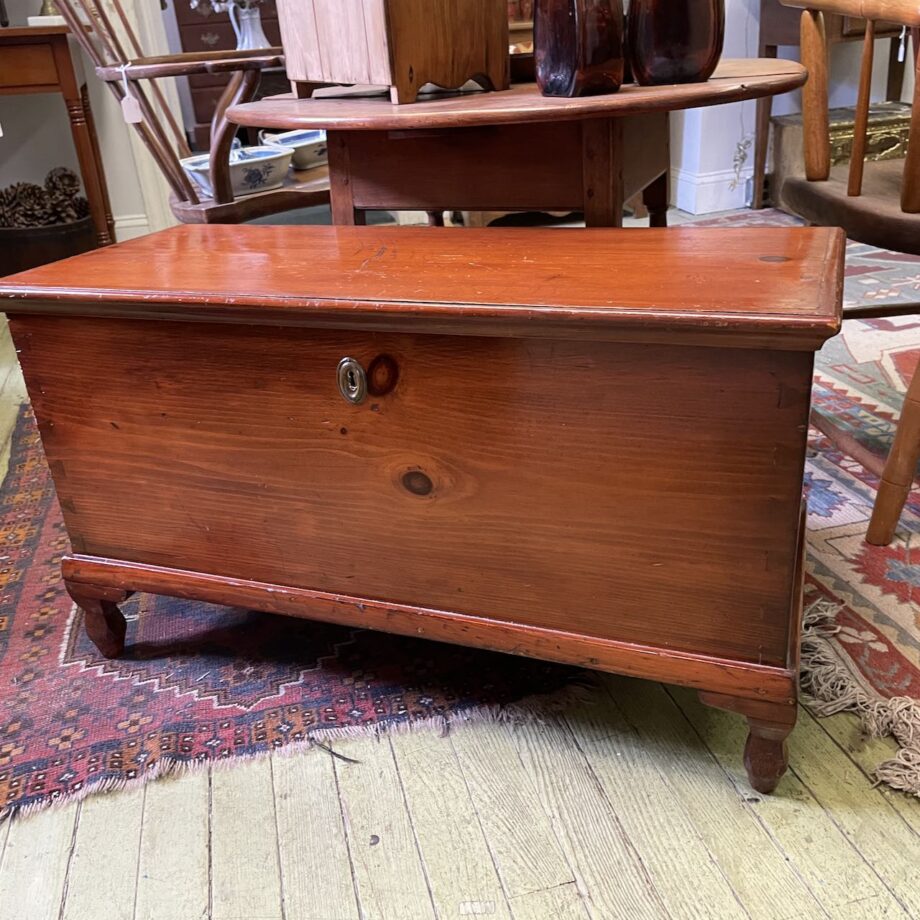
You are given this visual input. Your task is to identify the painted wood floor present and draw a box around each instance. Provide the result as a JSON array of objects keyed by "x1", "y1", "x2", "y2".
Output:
[{"x1": 0, "y1": 318, "x2": 919, "y2": 920}]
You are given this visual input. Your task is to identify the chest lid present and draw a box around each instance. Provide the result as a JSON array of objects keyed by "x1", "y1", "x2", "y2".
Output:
[{"x1": 0, "y1": 225, "x2": 844, "y2": 350}]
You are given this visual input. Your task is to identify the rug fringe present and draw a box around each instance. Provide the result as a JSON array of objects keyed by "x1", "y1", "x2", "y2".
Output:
[
  {"x1": 800, "y1": 599, "x2": 920, "y2": 798},
  {"x1": 0, "y1": 674, "x2": 598, "y2": 824}
]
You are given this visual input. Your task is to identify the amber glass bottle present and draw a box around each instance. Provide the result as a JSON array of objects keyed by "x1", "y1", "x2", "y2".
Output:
[
  {"x1": 535, "y1": 0, "x2": 625, "y2": 97},
  {"x1": 627, "y1": 0, "x2": 725, "y2": 85}
]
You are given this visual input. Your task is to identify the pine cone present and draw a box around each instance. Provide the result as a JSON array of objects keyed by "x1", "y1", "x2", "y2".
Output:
[
  {"x1": 44, "y1": 167, "x2": 81, "y2": 200},
  {"x1": 73, "y1": 196, "x2": 90, "y2": 220},
  {"x1": 48, "y1": 189, "x2": 79, "y2": 224},
  {"x1": 0, "y1": 186, "x2": 18, "y2": 229},
  {"x1": 10, "y1": 183, "x2": 54, "y2": 228}
]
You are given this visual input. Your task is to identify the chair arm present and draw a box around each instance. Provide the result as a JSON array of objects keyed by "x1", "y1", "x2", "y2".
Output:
[
  {"x1": 97, "y1": 49, "x2": 284, "y2": 82},
  {"x1": 779, "y1": 0, "x2": 920, "y2": 27}
]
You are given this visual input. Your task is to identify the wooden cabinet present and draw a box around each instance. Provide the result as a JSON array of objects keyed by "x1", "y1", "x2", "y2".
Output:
[{"x1": 0, "y1": 223, "x2": 843, "y2": 793}]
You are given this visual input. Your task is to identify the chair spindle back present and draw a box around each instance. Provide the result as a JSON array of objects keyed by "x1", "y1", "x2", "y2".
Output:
[
  {"x1": 783, "y1": 0, "x2": 920, "y2": 214},
  {"x1": 56, "y1": 0, "x2": 200, "y2": 205}
]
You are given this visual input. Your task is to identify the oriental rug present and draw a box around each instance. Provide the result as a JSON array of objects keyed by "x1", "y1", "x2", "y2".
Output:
[
  {"x1": 0, "y1": 408, "x2": 586, "y2": 820},
  {"x1": 1, "y1": 209, "x2": 919, "y2": 819},
  {"x1": 693, "y1": 209, "x2": 920, "y2": 795}
]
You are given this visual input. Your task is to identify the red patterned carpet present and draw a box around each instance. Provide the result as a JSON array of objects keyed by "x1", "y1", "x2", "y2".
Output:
[
  {"x1": 0, "y1": 408, "x2": 585, "y2": 819},
  {"x1": 1, "y1": 210, "x2": 919, "y2": 818}
]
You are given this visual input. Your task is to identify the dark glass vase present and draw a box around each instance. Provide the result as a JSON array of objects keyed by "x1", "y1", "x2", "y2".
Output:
[
  {"x1": 627, "y1": 0, "x2": 725, "y2": 86},
  {"x1": 535, "y1": 0, "x2": 625, "y2": 97}
]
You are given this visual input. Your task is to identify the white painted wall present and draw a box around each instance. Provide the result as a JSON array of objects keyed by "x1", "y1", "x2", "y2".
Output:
[
  {"x1": 0, "y1": 0, "x2": 177, "y2": 238},
  {"x1": 670, "y1": 0, "x2": 911, "y2": 213}
]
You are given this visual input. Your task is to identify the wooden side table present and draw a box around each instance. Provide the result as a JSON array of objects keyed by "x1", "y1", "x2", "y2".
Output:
[
  {"x1": 227, "y1": 58, "x2": 807, "y2": 228},
  {"x1": 0, "y1": 26, "x2": 115, "y2": 246},
  {"x1": 752, "y1": 0, "x2": 907, "y2": 208}
]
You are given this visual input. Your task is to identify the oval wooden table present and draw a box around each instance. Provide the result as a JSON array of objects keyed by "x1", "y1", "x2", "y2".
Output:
[{"x1": 228, "y1": 58, "x2": 807, "y2": 227}]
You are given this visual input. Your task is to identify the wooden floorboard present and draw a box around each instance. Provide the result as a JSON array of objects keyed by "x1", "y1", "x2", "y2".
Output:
[
  {"x1": 390, "y1": 730, "x2": 512, "y2": 920},
  {"x1": 564, "y1": 691, "x2": 749, "y2": 920},
  {"x1": 210, "y1": 757, "x2": 284, "y2": 920},
  {"x1": 512, "y1": 712, "x2": 673, "y2": 919},
  {"x1": 782, "y1": 708, "x2": 920, "y2": 916},
  {"x1": 672, "y1": 687, "x2": 911, "y2": 919},
  {"x1": 134, "y1": 769, "x2": 211, "y2": 920},
  {"x1": 449, "y1": 720, "x2": 581, "y2": 903},
  {"x1": 333, "y1": 736, "x2": 437, "y2": 920},
  {"x1": 0, "y1": 802, "x2": 79, "y2": 920},
  {"x1": 609, "y1": 677, "x2": 829, "y2": 920},
  {"x1": 272, "y1": 748, "x2": 361, "y2": 920},
  {"x1": 60, "y1": 787, "x2": 145, "y2": 920},
  {"x1": 808, "y1": 706, "x2": 920, "y2": 835},
  {"x1": 2, "y1": 304, "x2": 920, "y2": 919}
]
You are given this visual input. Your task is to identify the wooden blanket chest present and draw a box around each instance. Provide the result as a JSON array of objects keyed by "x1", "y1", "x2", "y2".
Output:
[{"x1": 0, "y1": 225, "x2": 844, "y2": 793}]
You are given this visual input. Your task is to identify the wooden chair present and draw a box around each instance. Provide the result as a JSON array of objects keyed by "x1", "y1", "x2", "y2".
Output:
[
  {"x1": 55, "y1": 0, "x2": 329, "y2": 225},
  {"x1": 781, "y1": 0, "x2": 919, "y2": 545},
  {"x1": 779, "y1": 0, "x2": 919, "y2": 252}
]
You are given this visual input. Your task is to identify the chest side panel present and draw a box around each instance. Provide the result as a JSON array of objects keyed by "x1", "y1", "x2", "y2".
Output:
[{"x1": 13, "y1": 316, "x2": 813, "y2": 666}]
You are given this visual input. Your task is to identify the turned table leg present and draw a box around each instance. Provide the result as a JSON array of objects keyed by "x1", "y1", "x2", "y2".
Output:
[
  {"x1": 51, "y1": 31, "x2": 115, "y2": 247},
  {"x1": 65, "y1": 579, "x2": 131, "y2": 659},
  {"x1": 699, "y1": 690, "x2": 797, "y2": 794}
]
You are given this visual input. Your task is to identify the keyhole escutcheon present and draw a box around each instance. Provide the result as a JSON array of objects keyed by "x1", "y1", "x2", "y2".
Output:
[{"x1": 337, "y1": 357, "x2": 368, "y2": 405}]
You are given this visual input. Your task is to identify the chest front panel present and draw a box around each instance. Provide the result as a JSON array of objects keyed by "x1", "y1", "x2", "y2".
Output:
[{"x1": 13, "y1": 315, "x2": 813, "y2": 667}]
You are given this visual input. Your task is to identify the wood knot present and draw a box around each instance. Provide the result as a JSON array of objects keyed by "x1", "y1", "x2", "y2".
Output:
[
  {"x1": 367, "y1": 354, "x2": 399, "y2": 396},
  {"x1": 401, "y1": 470, "x2": 433, "y2": 496}
]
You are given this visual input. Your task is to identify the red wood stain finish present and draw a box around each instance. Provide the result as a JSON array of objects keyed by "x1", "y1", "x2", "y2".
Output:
[{"x1": 0, "y1": 225, "x2": 844, "y2": 793}]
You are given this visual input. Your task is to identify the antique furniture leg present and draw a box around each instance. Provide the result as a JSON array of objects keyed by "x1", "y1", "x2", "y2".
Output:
[
  {"x1": 698, "y1": 691, "x2": 797, "y2": 793},
  {"x1": 867, "y1": 366, "x2": 920, "y2": 545},
  {"x1": 326, "y1": 131, "x2": 368, "y2": 225},
  {"x1": 52, "y1": 37, "x2": 115, "y2": 246},
  {"x1": 752, "y1": 44, "x2": 778, "y2": 209},
  {"x1": 642, "y1": 171, "x2": 669, "y2": 227},
  {"x1": 209, "y1": 68, "x2": 261, "y2": 205},
  {"x1": 65, "y1": 579, "x2": 131, "y2": 659},
  {"x1": 581, "y1": 118, "x2": 624, "y2": 227},
  {"x1": 80, "y1": 86, "x2": 116, "y2": 244}
]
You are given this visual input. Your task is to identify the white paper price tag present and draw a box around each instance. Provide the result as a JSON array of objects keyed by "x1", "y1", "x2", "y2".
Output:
[
  {"x1": 120, "y1": 64, "x2": 143, "y2": 124},
  {"x1": 121, "y1": 93, "x2": 143, "y2": 124}
]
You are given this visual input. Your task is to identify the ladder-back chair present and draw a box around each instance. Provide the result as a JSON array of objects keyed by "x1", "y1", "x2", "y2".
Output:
[
  {"x1": 781, "y1": 0, "x2": 919, "y2": 546},
  {"x1": 56, "y1": 0, "x2": 329, "y2": 224}
]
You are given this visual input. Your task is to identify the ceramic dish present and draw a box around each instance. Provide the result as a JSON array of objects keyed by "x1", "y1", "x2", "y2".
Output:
[
  {"x1": 259, "y1": 129, "x2": 328, "y2": 170},
  {"x1": 180, "y1": 145, "x2": 295, "y2": 199}
]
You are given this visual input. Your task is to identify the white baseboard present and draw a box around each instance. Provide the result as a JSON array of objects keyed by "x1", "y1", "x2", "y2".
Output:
[
  {"x1": 114, "y1": 213, "x2": 151, "y2": 242},
  {"x1": 670, "y1": 166, "x2": 753, "y2": 215}
]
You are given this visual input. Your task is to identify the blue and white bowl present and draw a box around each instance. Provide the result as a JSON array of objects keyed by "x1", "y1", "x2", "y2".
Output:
[
  {"x1": 180, "y1": 144, "x2": 295, "y2": 199},
  {"x1": 259, "y1": 129, "x2": 327, "y2": 170}
]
